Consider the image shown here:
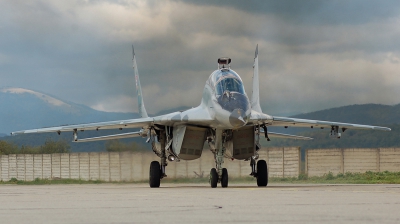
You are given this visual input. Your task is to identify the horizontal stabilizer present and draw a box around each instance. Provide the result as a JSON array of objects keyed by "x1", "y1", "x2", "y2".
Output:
[
  {"x1": 75, "y1": 131, "x2": 141, "y2": 143},
  {"x1": 262, "y1": 131, "x2": 313, "y2": 140}
]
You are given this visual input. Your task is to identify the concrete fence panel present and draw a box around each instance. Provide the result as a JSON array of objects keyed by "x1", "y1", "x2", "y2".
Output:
[
  {"x1": 60, "y1": 153, "x2": 70, "y2": 179},
  {"x1": 306, "y1": 149, "x2": 343, "y2": 176},
  {"x1": 283, "y1": 148, "x2": 301, "y2": 177},
  {"x1": 267, "y1": 148, "x2": 284, "y2": 177},
  {"x1": 42, "y1": 154, "x2": 52, "y2": 179},
  {"x1": 51, "y1": 154, "x2": 61, "y2": 179},
  {"x1": 9, "y1": 154, "x2": 17, "y2": 179},
  {"x1": 131, "y1": 153, "x2": 144, "y2": 181},
  {"x1": 187, "y1": 159, "x2": 201, "y2": 178},
  {"x1": 306, "y1": 148, "x2": 400, "y2": 176},
  {"x1": 1, "y1": 155, "x2": 8, "y2": 181},
  {"x1": 99, "y1": 152, "x2": 110, "y2": 181},
  {"x1": 200, "y1": 150, "x2": 214, "y2": 177},
  {"x1": 175, "y1": 160, "x2": 188, "y2": 178},
  {"x1": 16, "y1": 154, "x2": 25, "y2": 181},
  {"x1": 33, "y1": 154, "x2": 43, "y2": 180},
  {"x1": 25, "y1": 154, "x2": 34, "y2": 181},
  {"x1": 0, "y1": 147, "x2": 301, "y2": 182},
  {"x1": 109, "y1": 152, "x2": 120, "y2": 181},
  {"x1": 380, "y1": 148, "x2": 400, "y2": 172},
  {"x1": 70, "y1": 153, "x2": 80, "y2": 179},
  {"x1": 120, "y1": 151, "x2": 132, "y2": 181},
  {"x1": 79, "y1": 153, "x2": 89, "y2": 181},
  {"x1": 344, "y1": 149, "x2": 378, "y2": 173},
  {"x1": 89, "y1": 153, "x2": 99, "y2": 180}
]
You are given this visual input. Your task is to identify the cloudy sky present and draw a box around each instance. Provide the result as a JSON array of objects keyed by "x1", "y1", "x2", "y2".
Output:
[{"x1": 1, "y1": 0, "x2": 400, "y2": 116}]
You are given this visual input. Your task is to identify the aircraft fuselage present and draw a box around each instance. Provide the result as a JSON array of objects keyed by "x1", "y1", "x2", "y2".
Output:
[{"x1": 202, "y1": 68, "x2": 251, "y2": 129}]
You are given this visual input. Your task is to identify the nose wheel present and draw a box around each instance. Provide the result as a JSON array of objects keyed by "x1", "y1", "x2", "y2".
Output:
[
  {"x1": 221, "y1": 168, "x2": 228, "y2": 188},
  {"x1": 209, "y1": 168, "x2": 229, "y2": 188},
  {"x1": 210, "y1": 168, "x2": 218, "y2": 188}
]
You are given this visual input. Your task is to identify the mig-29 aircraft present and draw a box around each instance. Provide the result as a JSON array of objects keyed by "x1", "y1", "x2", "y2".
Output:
[{"x1": 12, "y1": 45, "x2": 391, "y2": 188}]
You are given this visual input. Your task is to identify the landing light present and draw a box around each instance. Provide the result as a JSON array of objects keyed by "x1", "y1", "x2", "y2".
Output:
[{"x1": 167, "y1": 155, "x2": 176, "y2": 161}]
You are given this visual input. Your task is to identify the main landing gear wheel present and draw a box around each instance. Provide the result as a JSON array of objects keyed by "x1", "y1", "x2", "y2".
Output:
[
  {"x1": 221, "y1": 168, "x2": 228, "y2": 188},
  {"x1": 256, "y1": 160, "x2": 268, "y2": 187},
  {"x1": 149, "y1": 161, "x2": 161, "y2": 188},
  {"x1": 210, "y1": 168, "x2": 218, "y2": 188}
]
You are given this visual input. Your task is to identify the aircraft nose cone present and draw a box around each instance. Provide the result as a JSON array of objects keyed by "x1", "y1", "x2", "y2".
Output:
[{"x1": 229, "y1": 108, "x2": 248, "y2": 128}]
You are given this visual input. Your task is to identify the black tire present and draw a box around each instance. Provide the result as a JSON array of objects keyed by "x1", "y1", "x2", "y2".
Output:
[
  {"x1": 149, "y1": 161, "x2": 161, "y2": 188},
  {"x1": 221, "y1": 168, "x2": 228, "y2": 188},
  {"x1": 210, "y1": 168, "x2": 218, "y2": 188},
  {"x1": 256, "y1": 160, "x2": 268, "y2": 187}
]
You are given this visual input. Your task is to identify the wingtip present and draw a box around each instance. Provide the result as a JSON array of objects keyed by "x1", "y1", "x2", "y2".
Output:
[
  {"x1": 255, "y1": 44, "x2": 258, "y2": 58},
  {"x1": 132, "y1": 45, "x2": 135, "y2": 57}
]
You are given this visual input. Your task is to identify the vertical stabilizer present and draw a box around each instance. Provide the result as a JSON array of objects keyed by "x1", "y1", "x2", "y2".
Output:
[
  {"x1": 251, "y1": 45, "x2": 262, "y2": 113},
  {"x1": 132, "y1": 46, "x2": 149, "y2": 118}
]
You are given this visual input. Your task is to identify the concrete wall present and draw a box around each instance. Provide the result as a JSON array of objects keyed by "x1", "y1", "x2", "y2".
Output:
[
  {"x1": 306, "y1": 148, "x2": 400, "y2": 176},
  {"x1": 0, "y1": 147, "x2": 300, "y2": 181}
]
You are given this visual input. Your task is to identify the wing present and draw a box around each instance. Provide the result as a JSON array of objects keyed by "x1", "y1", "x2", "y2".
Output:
[
  {"x1": 271, "y1": 116, "x2": 391, "y2": 131},
  {"x1": 11, "y1": 117, "x2": 154, "y2": 135},
  {"x1": 11, "y1": 107, "x2": 214, "y2": 141}
]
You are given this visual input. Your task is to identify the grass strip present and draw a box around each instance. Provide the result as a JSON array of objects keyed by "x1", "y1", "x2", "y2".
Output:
[{"x1": 1, "y1": 171, "x2": 399, "y2": 185}]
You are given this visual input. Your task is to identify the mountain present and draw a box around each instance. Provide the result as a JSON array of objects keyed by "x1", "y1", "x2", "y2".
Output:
[
  {"x1": 0, "y1": 87, "x2": 139, "y2": 134},
  {"x1": 293, "y1": 104, "x2": 400, "y2": 125},
  {"x1": 269, "y1": 103, "x2": 400, "y2": 135},
  {"x1": 0, "y1": 87, "x2": 147, "y2": 152}
]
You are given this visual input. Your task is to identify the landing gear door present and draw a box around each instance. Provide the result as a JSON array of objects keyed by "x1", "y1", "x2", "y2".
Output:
[
  {"x1": 172, "y1": 125, "x2": 186, "y2": 155},
  {"x1": 232, "y1": 126, "x2": 255, "y2": 160},
  {"x1": 173, "y1": 125, "x2": 207, "y2": 160}
]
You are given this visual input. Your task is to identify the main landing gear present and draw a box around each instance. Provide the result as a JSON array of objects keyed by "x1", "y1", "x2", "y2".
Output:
[
  {"x1": 256, "y1": 160, "x2": 268, "y2": 187},
  {"x1": 149, "y1": 161, "x2": 161, "y2": 188},
  {"x1": 250, "y1": 157, "x2": 268, "y2": 187},
  {"x1": 149, "y1": 129, "x2": 168, "y2": 188}
]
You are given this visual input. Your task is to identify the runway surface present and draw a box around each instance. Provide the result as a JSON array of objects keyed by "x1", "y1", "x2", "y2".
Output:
[{"x1": 0, "y1": 183, "x2": 399, "y2": 223}]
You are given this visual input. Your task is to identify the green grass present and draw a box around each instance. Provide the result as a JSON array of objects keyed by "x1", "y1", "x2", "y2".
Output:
[
  {"x1": 1, "y1": 171, "x2": 400, "y2": 185},
  {"x1": 269, "y1": 171, "x2": 400, "y2": 184}
]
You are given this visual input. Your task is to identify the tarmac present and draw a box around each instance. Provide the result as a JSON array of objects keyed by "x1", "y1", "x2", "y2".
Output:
[{"x1": 0, "y1": 183, "x2": 399, "y2": 223}]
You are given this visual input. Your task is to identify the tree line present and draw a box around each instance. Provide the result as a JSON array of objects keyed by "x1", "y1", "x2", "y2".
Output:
[
  {"x1": 0, "y1": 139, "x2": 70, "y2": 155},
  {"x1": 0, "y1": 138, "x2": 148, "y2": 155}
]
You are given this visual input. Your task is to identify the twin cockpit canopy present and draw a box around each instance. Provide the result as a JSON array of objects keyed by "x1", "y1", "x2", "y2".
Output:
[{"x1": 210, "y1": 59, "x2": 245, "y2": 95}]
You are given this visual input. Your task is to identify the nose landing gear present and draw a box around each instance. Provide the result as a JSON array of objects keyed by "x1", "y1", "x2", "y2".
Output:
[
  {"x1": 209, "y1": 167, "x2": 229, "y2": 188},
  {"x1": 209, "y1": 129, "x2": 230, "y2": 188}
]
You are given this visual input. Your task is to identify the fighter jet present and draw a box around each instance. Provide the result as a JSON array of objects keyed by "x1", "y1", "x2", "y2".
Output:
[{"x1": 12, "y1": 45, "x2": 391, "y2": 188}]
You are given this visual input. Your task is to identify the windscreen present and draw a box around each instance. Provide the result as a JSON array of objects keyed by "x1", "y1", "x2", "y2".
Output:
[{"x1": 215, "y1": 78, "x2": 245, "y2": 95}]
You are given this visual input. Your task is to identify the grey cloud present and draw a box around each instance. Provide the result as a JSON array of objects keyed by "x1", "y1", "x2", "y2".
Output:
[
  {"x1": 175, "y1": 0, "x2": 400, "y2": 25},
  {"x1": 1, "y1": 0, "x2": 400, "y2": 116}
]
